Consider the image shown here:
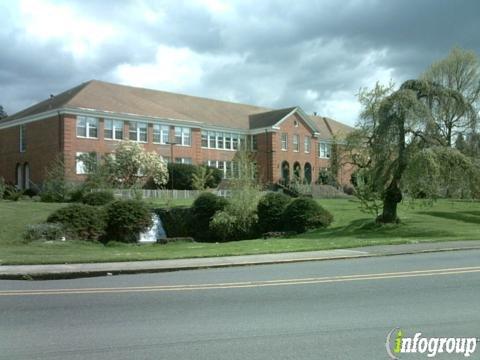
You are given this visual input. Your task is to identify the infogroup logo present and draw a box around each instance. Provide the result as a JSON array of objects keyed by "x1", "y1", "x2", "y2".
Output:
[{"x1": 386, "y1": 328, "x2": 478, "y2": 359}]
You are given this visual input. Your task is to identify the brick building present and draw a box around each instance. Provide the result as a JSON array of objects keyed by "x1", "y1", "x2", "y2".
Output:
[{"x1": 0, "y1": 80, "x2": 354, "y2": 189}]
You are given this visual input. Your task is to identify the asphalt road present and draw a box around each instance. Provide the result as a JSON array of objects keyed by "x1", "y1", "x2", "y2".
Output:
[{"x1": 1, "y1": 250, "x2": 480, "y2": 360}]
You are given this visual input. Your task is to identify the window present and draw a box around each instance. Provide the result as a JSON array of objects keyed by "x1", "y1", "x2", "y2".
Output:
[
  {"x1": 251, "y1": 135, "x2": 258, "y2": 151},
  {"x1": 232, "y1": 134, "x2": 239, "y2": 150},
  {"x1": 293, "y1": 134, "x2": 299, "y2": 152},
  {"x1": 175, "y1": 157, "x2": 192, "y2": 164},
  {"x1": 281, "y1": 133, "x2": 288, "y2": 150},
  {"x1": 304, "y1": 136, "x2": 311, "y2": 153},
  {"x1": 104, "y1": 119, "x2": 123, "y2": 140},
  {"x1": 76, "y1": 152, "x2": 91, "y2": 174},
  {"x1": 129, "y1": 121, "x2": 147, "y2": 142},
  {"x1": 76, "y1": 116, "x2": 98, "y2": 138},
  {"x1": 201, "y1": 131, "x2": 208, "y2": 147},
  {"x1": 175, "y1": 127, "x2": 191, "y2": 146},
  {"x1": 319, "y1": 142, "x2": 331, "y2": 158},
  {"x1": 208, "y1": 131, "x2": 216, "y2": 148},
  {"x1": 225, "y1": 134, "x2": 231, "y2": 150},
  {"x1": 153, "y1": 124, "x2": 169, "y2": 144},
  {"x1": 216, "y1": 132, "x2": 224, "y2": 149},
  {"x1": 19, "y1": 125, "x2": 26, "y2": 152}
]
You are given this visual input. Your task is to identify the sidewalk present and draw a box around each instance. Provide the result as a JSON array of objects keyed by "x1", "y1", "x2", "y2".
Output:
[{"x1": 1, "y1": 240, "x2": 480, "y2": 280}]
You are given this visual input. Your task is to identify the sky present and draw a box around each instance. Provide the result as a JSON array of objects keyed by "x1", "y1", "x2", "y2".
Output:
[{"x1": 1, "y1": 0, "x2": 479, "y2": 126}]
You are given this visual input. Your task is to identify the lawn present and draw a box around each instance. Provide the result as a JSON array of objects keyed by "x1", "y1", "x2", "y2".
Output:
[{"x1": 0, "y1": 198, "x2": 479, "y2": 265}]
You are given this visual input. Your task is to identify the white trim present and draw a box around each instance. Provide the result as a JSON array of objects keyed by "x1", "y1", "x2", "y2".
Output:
[{"x1": 272, "y1": 107, "x2": 320, "y2": 135}]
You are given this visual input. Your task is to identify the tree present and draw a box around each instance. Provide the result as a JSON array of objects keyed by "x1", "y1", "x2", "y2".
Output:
[
  {"x1": 422, "y1": 47, "x2": 480, "y2": 146},
  {"x1": 81, "y1": 142, "x2": 168, "y2": 188},
  {"x1": 0, "y1": 105, "x2": 7, "y2": 119},
  {"x1": 352, "y1": 79, "x2": 479, "y2": 223}
]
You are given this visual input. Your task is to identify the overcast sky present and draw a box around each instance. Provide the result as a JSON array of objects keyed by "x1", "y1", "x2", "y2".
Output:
[{"x1": 1, "y1": 0, "x2": 479, "y2": 126}]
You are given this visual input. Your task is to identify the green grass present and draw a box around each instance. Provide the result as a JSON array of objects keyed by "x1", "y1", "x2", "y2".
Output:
[{"x1": 0, "y1": 198, "x2": 479, "y2": 265}]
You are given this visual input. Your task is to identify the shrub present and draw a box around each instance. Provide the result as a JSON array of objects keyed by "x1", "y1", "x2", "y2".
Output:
[
  {"x1": 105, "y1": 200, "x2": 153, "y2": 243},
  {"x1": 47, "y1": 204, "x2": 107, "y2": 241},
  {"x1": 24, "y1": 223, "x2": 65, "y2": 242},
  {"x1": 282, "y1": 197, "x2": 333, "y2": 233},
  {"x1": 3, "y1": 185, "x2": 22, "y2": 201},
  {"x1": 206, "y1": 167, "x2": 223, "y2": 188},
  {"x1": 155, "y1": 207, "x2": 193, "y2": 238},
  {"x1": 317, "y1": 169, "x2": 338, "y2": 187},
  {"x1": 166, "y1": 163, "x2": 197, "y2": 190},
  {"x1": 257, "y1": 192, "x2": 291, "y2": 233},
  {"x1": 82, "y1": 191, "x2": 115, "y2": 206},
  {"x1": 69, "y1": 187, "x2": 86, "y2": 203},
  {"x1": 191, "y1": 192, "x2": 228, "y2": 241},
  {"x1": 23, "y1": 188, "x2": 39, "y2": 197},
  {"x1": 209, "y1": 211, "x2": 237, "y2": 242},
  {"x1": 343, "y1": 184, "x2": 355, "y2": 195},
  {"x1": 0, "y1": 177, "x2": 6, "y2": 199},
  {"x1": 209, "y1": 186, "x2": 262, "y2": 241}
]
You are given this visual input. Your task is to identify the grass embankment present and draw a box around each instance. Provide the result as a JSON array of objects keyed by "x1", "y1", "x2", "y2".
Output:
[{"x1": 0, "y1": 198, "x2": 479, "y2": 265}]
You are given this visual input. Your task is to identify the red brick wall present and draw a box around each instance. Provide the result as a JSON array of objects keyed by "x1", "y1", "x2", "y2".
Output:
[
  {"x1": 0, "y1": 116, "x2": 62, "y2": 186},
  {"x1": 1, "y1": 113, "x2": 353, "y2": 187},
  {"x1": 63, "y1": 115, "x2": 212, "y2": 182}
]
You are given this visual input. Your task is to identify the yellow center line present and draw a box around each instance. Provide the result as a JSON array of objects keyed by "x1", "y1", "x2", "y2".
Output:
[{"x1": 1, "y1": 266, "x2": 479, "y2": 296}]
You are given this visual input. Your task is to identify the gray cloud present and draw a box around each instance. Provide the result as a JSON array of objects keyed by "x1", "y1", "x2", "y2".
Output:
[{"x1": 1, "y1": 0, "x2": 479, "y2": 125}]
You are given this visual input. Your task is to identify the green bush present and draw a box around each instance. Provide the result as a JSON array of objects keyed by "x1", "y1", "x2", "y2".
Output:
[
  {"x1": 69, "y1": 187, "x2": 86, "y2": 202},
  {"x1": 3, "y1": 185, "x2": 22, "y2": 201},
  {"x1": 205, "y1": 167, "x2": 223, "y2": 188},
  {"x1": 257, "y1": 192, "x2": 291, "y2": 233},
  {"x1": 155, "y1": 207, "x2": 193, "y2": 237},
  {"x1": 282, "y1": 197, "x2": 333, "y2": 233},
  {"x1": 24, "y1": 223, "x2": 65, "y2": 242},
  {"x1": 105, "y1": 200, "x2": 153, "y2": 243},
  {"x1": 166, "y1": 163, "x2": 197, "y2": 190},
  {"x1": 191, "y1": 192, "x2": 228, "y2": 241},
  {"x1": 23, "y1": 188, "x2": 39, "y2": 197},
  {"x1": 82, "y1": 191, "x2": 115, "y2": 206},
  {"x1": 0, "y1": 177, "x2": 5, "y2": 199},
  {"x1": 47, "y1": 204, "x2": 107, "y2": 241},
  {"x1": 209, "y1": 211, "x2": 237, "y2": 242}
]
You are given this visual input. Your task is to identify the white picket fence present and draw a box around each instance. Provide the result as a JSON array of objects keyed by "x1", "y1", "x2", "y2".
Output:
[{"x1": 110, "y1": 189, "x2": 204, "y2": 200}]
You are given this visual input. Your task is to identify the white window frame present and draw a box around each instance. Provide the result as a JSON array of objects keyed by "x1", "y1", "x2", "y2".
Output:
[
  {"x1": 76, "y1": 116, "x2": 98, "y2": 139},
  {"x1": 19, "y1": 125, "x2": 26, "y2": 152},
  {"x1": 175, "y1": 157, "x2": 192, "y2": 164},
  {"x1": 129, "y1": 121, "x2": 148, "y2": 142},
  {"x1": 293, "y1": 134, "x2": 299, "y2": 152},
  {"x1": 304, "y1": 136, "x2": 310, "y2": 153},
  {"x1": 319, "y1": 142, "x2": 331, "y2": 159},
  {"x1": 76, "y1": 152, "x2": 87, "y2": 175},
  {"x1": 175, "y1": 127, "x2": 191, "y2": 146},
  {"x1": 281, "y1": 133, "x2": 288, "y2": 151},
  {"x1": 153, "y1": 124, "x2": 169, "y2": 144},
  {"x1": 104, "y1": 119, "x2": 124, "y2": 140}
]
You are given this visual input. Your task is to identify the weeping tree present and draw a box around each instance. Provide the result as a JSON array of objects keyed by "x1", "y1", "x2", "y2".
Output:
[
  {"x1": 350, "y1": 79, "x2": 479, "y2": 223},
  {"x1": 422, "y1": 47, "x2": 480, "y2": 146}
]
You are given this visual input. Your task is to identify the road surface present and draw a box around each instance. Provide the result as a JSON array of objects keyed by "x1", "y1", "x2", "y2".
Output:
[{"x1": 1, "y1": 250, "x2": 479, "y2": 359}]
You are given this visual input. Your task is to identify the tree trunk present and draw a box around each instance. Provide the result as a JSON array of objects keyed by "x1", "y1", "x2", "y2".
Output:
[{"x1": 378, "y1": 182, "x2": 402, "y2": 223}]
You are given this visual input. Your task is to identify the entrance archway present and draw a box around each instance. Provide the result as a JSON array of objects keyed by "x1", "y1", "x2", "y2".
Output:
[
  {"x1": 304, "y1": 162, "x2": 312, "y2": 184},
  {"x1": 293, "y1": 162, "x2": 301, "y2": 182},
  {"x1": 281, "y1": 161, "x2": 290, "y2": 185}
]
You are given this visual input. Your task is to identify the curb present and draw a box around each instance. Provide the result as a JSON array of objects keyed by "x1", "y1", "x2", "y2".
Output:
[{"x1": 2, "y1": 244, "x2": 480, "y2": 280}]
